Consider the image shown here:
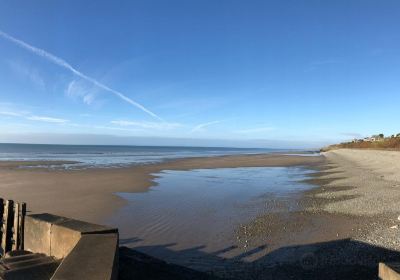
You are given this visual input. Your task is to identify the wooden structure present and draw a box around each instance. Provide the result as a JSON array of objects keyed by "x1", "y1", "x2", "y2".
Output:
[
  {"x1": 379, "y1": 262, "x2": 400, "y2": 280},
  {"x1": 0, "y1": 199, "x2": 26, "y2": 255}
]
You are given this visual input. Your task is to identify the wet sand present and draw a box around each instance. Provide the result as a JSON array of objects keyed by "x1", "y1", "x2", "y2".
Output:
[
  {"x1": 111, "y1": 166, "x2": 317, "y2": 272},
  {"x1": 2, "y1": 149, "x2": 399, "y2": 279},
  {"x1": 0, "y1": 153, "x2": 323, "y2": 224},
  {"x1": 0, "y1": 160, "x2": 79, "y2": 168}
]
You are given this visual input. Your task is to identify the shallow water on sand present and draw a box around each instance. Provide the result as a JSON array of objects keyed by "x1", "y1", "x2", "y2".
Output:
[
  {"x1": 0, "y1": 143, "x2": 289, "y2": 168},
  {"x1": 108, "y1": 167, "x2": 315, "y2": 271}
]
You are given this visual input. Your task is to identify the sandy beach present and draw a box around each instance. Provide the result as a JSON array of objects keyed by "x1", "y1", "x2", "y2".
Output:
[
  {"x1": 0, "y1": 153, "x2": 323, "y2": 224},
  {"x1": 317, "y1": 149, "x2": 400, "y2": 250},
  {"x1": 220, "y1": 149, "x2": 400, "y2": 279},
  {"x1": 2, "y1": 149, "x2": 400, "y2": 279}
]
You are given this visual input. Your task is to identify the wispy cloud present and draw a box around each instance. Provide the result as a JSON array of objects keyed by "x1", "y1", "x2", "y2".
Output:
[
  {"x1": 8, "y1": 60, "x2": 45, "y2": 89},
  {"x1": 234, "y1": 126, "x2": 275, "y2": 134},
  {"x1": 0, "y1": 111, "x2": 25, "y2": 117},
  {"x1": 26, "y1": 115, "x2": 69, "y2": 123},
  {"x1": 191, "y1": 120, "x2": 223, "y2": 133},
  {"x1": 306, "y1": 59, "x2": 345, "y2": 72},
  {"x1": 66, "y1": 122, "x2": 143, "y2": 133},
  {"x1": 66, "y1": 80, "x2": 98, "y2": 105},
  {"x1": 111, "y1": 120, "x2": 181, "y2": 130},
  {"x1": 80, "y1": 113, "x2": 92, "y2": 117},
  {"x1": 0, "y1": 108, "x2": 68, "y2": 124},
  {"x1": 0, "y1": 30, "x2": 163, "y2": 121},
  {"x1": 93, "y1": 125, "x2": 143, "y2": 132},
  {"x1": 310, "y1": 59, "x2": 344, "y2": 66}
]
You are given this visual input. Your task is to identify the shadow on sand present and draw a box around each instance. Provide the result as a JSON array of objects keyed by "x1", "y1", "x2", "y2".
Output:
[{"x1": 119, "y1": 238, "x2": 400, "y2": 280}]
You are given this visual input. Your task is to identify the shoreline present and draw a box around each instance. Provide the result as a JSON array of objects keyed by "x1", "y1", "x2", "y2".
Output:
[
  {"x1": 0, "y1": 160, "x2": 81, "y2": 168},
  {"x1": 2, "y1": 149, "x2": 400, "y2": 278},
  {"x1": 228, "y1": 148, "x2": 400, "y2": 279},
  {"x1": 0, "y1": 153, "x2": 324, "y2": 224}
]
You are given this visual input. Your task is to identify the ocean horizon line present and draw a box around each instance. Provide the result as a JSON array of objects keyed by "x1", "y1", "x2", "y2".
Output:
[{"x1": 0, "y1": 142, "x2": 307, "y2": 151}]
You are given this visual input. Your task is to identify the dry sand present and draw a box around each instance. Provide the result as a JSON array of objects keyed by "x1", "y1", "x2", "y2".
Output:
[
  {"x1": 315, "y1": 149, "x2": 400, "y2": 250},
  {"x1": 319, "y1": 149, "x2": 400, "y2": 216},
  {"x1": 227, "y1": 149, "x2": 400, "y2": 279},
  {"x1": 0, "y1": 153, "x2": 323, "y2": 224}
]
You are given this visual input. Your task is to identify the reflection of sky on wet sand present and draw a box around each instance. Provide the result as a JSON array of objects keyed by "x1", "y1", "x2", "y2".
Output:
[{"x1": 109, "y1": 167, "x2": 315, "y2": 269}]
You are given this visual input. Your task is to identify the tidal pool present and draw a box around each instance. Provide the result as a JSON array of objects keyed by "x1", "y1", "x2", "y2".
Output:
[{"x1": 108, "y1": 167, "x2": 315, "y2": 270}]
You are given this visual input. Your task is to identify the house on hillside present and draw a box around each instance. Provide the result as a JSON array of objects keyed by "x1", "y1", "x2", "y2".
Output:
[
  {"x1": 364, "y1": 134, "x2": 385, "y2": 142},
  {"x1": 372, "y1": 134, "x2": 385, "y2": 141}
]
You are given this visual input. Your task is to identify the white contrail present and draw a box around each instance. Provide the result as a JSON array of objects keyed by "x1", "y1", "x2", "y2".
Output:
[{"x1": 0, "y1": 30, "x2": 163, "y2": 121}]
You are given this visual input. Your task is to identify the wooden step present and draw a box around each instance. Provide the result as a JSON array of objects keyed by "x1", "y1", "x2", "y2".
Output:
[
  {"x1": 2, "y1": 253, "x2": 47, "y2": 265},
  {"x1": 0, "y1": 259, "x2": 59, "y2": 280},
  {"x1": 0, "y1": 252, "x2": 59, "y2": 280},
  {"x1": 4, "y1": 256, "x2": 55, "y2": 270}
]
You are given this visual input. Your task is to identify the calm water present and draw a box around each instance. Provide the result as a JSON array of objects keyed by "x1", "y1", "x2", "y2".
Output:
[
  {"x1": 0, "y1": 143, "x2": 294, "y2": 168},
  {"x1": 109, "y1": 167, "x2": 315, "y2": 270}
]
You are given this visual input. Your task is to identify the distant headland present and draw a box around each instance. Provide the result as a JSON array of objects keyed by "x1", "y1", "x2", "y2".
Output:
[{"x1": 322, "y1": 133, "x2": 400, "y2": 151}]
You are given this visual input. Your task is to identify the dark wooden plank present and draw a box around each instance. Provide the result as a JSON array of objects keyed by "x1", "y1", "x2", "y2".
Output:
[
  {"x1": 19, "y1": 203, "x2": 26, "y2": 250},
  {"x1": 0, "y1": 198, "x2": 4, "y2": 254}
]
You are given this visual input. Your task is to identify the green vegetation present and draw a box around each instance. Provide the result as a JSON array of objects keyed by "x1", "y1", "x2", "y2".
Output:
[{"x1": 321, "y1": 134, "x2": 400, "y2": 152}]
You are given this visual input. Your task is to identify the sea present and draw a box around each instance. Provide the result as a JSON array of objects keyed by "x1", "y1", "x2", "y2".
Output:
[{"x1": 0, "y1": 143, "x2": 304, "y2": 169}]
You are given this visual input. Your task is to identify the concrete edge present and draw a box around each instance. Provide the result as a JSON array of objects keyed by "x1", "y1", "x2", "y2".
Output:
[
  {"x1": 24, "y1": 213, "x2": 119, "y2": 280},
  {"x1": 51, "y1": 233, "x2": 119, "y2": 280}
]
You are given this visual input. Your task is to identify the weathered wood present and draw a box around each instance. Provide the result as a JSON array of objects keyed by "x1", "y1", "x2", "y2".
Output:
[
  {"x1": 18, "y1": 203, "x2": 26, "y2": 250},
  {"x1": 5, "y1": 200, "x2": 14, "y2": 253},
  {"x1": 0, "y1": 199, "x2": 26, "y2": 255},
  {"x1": 12, "y1": 203, "x2": 20, "y2": 251},
  {"x1": 1, "y1": 200, "x2": 14, "y2": 254},
  {"x1": 1, "y1": 200, "x2": 9, "y2": 254},
  {"x1": 379, "y1": 262, "x2": 400, "y2": 280},
  {"x1": 0, "y1": 198, "x2": 4, "y2": 254}
]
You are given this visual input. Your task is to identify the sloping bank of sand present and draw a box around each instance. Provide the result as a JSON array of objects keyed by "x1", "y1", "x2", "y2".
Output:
[
  {"x1": 317, "y1": 149, "x2": 400, "y2": 250},
  {"x1": 0, "y1": 153, "x2": 323, "y2": 224},
  {"x1": 224, "y1": 149, "x2": 400, "y2": 279}
]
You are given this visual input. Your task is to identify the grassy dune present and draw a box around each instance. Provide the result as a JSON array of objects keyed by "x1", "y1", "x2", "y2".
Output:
[{"x1": 322, "y1": 137, "x2": 400, "y2": 151}]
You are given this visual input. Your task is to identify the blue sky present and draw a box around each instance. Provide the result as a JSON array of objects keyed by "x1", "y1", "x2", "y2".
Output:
[{"x1": 1, "y1": 0, "x2": 400, "y2": 148}]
